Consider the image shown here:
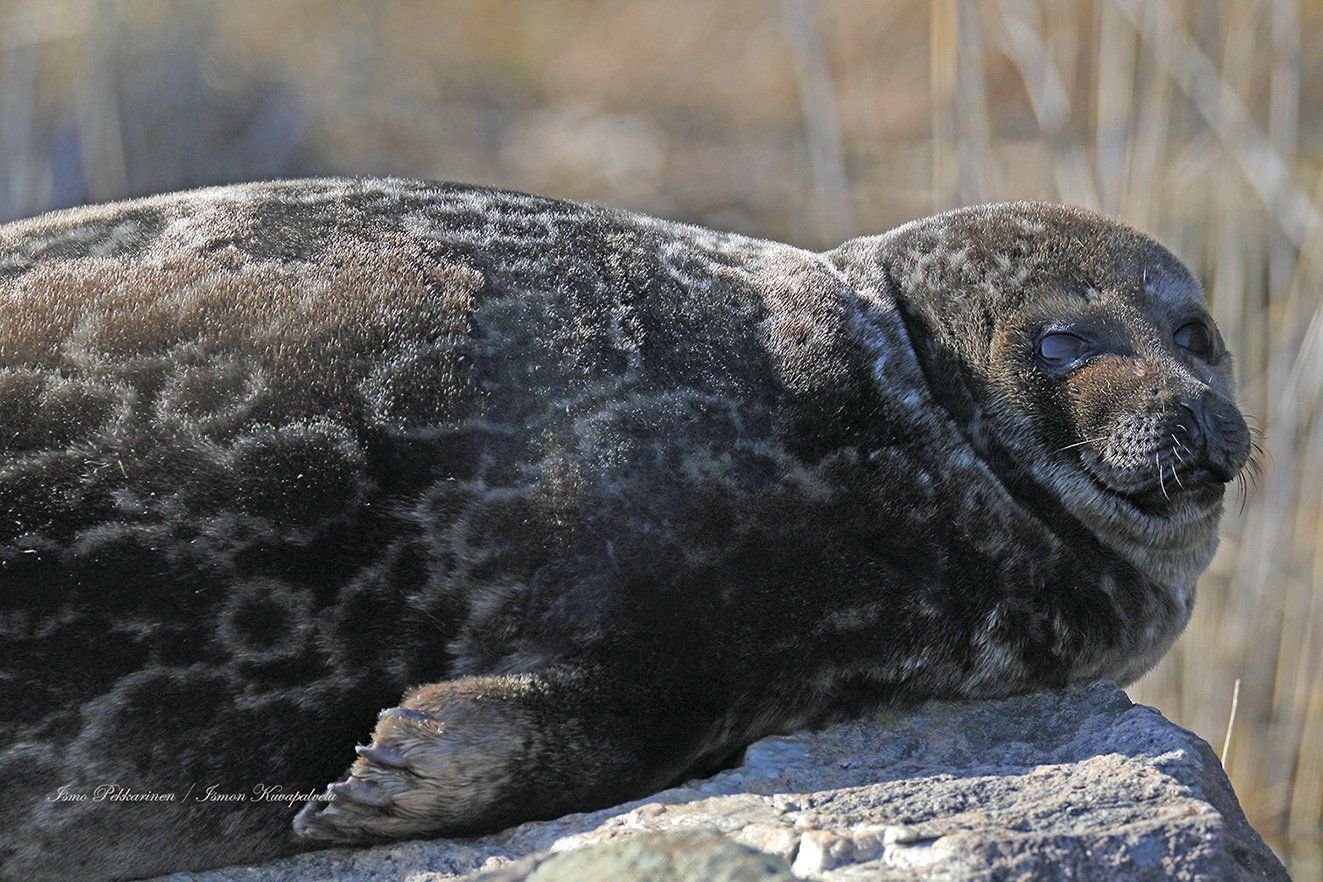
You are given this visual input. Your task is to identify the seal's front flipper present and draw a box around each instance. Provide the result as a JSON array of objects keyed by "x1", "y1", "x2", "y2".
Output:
[{"x1": 291, "y1": 666, "x2": 685, "y2": 844}]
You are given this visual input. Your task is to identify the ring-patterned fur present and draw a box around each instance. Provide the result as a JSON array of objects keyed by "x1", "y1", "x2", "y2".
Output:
[{"x1": 0, "y1": 179, "x2": 1248, "y2": 880}]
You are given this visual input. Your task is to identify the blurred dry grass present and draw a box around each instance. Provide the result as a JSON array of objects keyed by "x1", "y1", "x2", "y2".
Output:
[{"x1": 1, "y1": 0, "x2": 1319, "y2": 874}]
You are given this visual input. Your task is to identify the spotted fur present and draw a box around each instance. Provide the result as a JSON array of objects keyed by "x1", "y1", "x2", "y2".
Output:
[{"x1": 0, "y1": 180, "x2": 1247, "y2": 880}]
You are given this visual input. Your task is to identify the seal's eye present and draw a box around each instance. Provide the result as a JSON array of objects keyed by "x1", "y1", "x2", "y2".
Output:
[
  {"x1": 1037, "y1": 332, "x2": 1091, "y2": 368},
  {"x1": 1174, "y1": 320, "x2": 1213, "y2": 356}
]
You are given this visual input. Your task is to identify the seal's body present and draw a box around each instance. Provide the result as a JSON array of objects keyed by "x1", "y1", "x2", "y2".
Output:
[{"x1": 0, "y1": 180, "x2": 1249, "y2": 880}]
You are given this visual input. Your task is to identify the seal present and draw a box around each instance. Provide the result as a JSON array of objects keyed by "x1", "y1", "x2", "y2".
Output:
[{"x1": 0, "y1": 179, "x2": 1251, "y2": 880}]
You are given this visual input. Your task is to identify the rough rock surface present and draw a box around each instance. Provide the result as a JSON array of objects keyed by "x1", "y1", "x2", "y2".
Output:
[{"x1": 155, "y1": 682, "x2": 1287, "y2": 881}]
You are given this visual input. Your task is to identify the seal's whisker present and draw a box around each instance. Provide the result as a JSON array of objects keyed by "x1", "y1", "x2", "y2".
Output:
[
  {"x1": 1057, "y1": 435, "x2": 1108, "y2": 453},
  {"x1": 1170, "y1": 434, "x2": 1188, "y2": 465},
  {"x1": 1173, "y1": 425, "x2": 1195, "y2": 456},
  {"x1": 1157, "y1": 454, "x2": 1169, "y2": 500},
  {"x1": 1236, "y1": 462, "x2": 1256, "y2": 510}
]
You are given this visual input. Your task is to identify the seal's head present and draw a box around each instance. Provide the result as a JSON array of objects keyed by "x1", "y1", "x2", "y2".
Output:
[{"x1": 868, "y1": 202, "x2": 1252, "y2": 583}]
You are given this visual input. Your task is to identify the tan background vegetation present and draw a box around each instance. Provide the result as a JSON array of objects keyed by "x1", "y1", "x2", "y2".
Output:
[{"x1": 1, "y1": 0, "x2": 1318, "y2": 875}]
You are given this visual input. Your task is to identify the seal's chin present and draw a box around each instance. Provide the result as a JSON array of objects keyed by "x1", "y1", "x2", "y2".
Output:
[
  {"x1": 1121, "y1": 479, "x2": 1225, "y2": 518},
  {"x1": 1078, "y1": 453, "x2": 1227, "y2": 519}
]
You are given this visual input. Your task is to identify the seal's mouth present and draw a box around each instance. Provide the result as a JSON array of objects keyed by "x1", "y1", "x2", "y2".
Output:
[
  {"x1": 1078, "y1": 451, "x2": 1227, "y2": 518},
  {"x1": 1123, "y1": 479, "x2": 1225, "y2": 518}
]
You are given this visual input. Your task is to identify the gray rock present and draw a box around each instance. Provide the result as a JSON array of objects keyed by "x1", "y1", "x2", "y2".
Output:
[
  {"x1": 513, "y1": 830, "x2": 794, "y2": 882},
  {"x1": 155, "y1": 682, "x2": 1288, "y2": 881}
]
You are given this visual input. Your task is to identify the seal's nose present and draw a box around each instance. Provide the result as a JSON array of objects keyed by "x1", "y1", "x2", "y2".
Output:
[{"x1": 1178, "y1": 392, "x2": 1251, "y2": 483}]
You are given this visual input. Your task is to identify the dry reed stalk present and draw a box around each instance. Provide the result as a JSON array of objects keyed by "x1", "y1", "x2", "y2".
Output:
[
  {"x1": 1093, "y1": 0, "x2": 1135, "y2": 217},
  {"x1": 955, "y1": 0, "x2": 996, "y2": 204},
  {"x1": 929, "y1": 0, "x2": 958, "y2": 211},
  {"x1": 1267, "y1": 0, "x2": 1299, "y2": 314},
  {"x1": 996, "y1": 0, "x2": 1100, "y2": 208},
  {"x1": 1111, "y1": 0, "x2": 1318, "y2": 247},
  {"x1": 1121, "y1": 1, "x2": 1172, "y2": 232},
  {"x1": 779, "y1": 0, "x2": 853, "y2": 246},
  {"x1": 75, "y1": 1, "x2": 128, "y2": 202},
  {"x1": 0, "y1": 38, "x2": 42, "y2": 220},
  {"x1": 1222, "y1": 677, "x2": 1242, "y2": 767}
]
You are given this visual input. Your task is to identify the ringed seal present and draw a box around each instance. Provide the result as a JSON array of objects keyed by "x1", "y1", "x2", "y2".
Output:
[{"x1": 0, "y1": 179, "x2": 1251, "y2": 880}]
